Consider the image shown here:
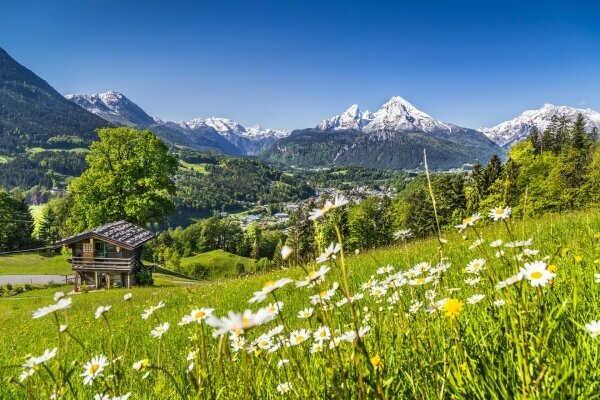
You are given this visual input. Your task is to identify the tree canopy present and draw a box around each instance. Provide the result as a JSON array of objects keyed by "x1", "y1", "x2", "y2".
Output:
[{"x1": 67, "y1": 127, "x2": 178, "y2": 232}]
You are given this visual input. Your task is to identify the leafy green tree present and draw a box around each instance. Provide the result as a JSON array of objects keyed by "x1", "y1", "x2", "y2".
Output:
[
  {"x1": 0, "y1": 189, "x2": 34, "y2": 251},
  {"x1": 68, "y1": 127, "x2": 177, "y2": 232}
]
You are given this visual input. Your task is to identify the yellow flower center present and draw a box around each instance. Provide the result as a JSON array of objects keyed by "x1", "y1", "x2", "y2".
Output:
[
  {"x1": 530, "y1": 271, "x2": 543, "y2": 279},
  {"x1": 89, "y1": 363, "x2": 100, "y2": 374},
  {"x1": 295, "y1": 336, "x2": 304, "y2": 343},
  {"x1": 417, "y1": 278, "x2": 426, "y2": 284},
  {"x1": 263, "y1": 280, "x2": 275, "y2": 289},
  {"x1": 463, "y1": 217, "x2": 472, "y2": 224},
  {"x1": 319, "y1": 291, "x2": 327, "y2": 298},
  {"x1": 319, "y1": 331, "x2": 326, "y2": 337},
  {"x1": 194, "y1": 310, "x2": 205, "y2": 319},
  {"x1": 242, "y1": 317, "x2": 251, "y2": 329},
  {"x1": 495, "y1": 208, "x2": 505, "y2": 215},
  {"x1": 308, "y1": 271, "x2": 316, "y2": 279}
]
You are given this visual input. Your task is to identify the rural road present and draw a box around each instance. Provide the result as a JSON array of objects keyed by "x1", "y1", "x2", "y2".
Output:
[{"x1": 0, "y1": 275, "x2": 72, "y2": 285}]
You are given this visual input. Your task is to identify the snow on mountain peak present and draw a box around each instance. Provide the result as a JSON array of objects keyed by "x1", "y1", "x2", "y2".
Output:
[
  {"x1": 480, "y1": 104, "x2": 600, "y2": 148},
  {"x1": 317, "y1": 96, "x2": 453, "y2": 134}
]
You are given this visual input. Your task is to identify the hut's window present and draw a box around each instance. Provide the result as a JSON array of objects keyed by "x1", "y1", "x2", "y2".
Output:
[{"x1": 83, "y1": 243, "x2": 93, "y2": 253}]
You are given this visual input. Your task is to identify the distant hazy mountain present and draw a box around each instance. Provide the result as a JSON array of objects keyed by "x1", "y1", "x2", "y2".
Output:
[
  {"x1": 0, "y1": 47, "x2": 109, "y2": 153},
  {"x1": 481, "y1": 104, "x2": 600, "y2": 148},
  {"x1": 264, "y1": 96, "x2": 502, "y2": 170},
  {"x1": 67, "y1": 91, "x2": 290, "y2": 155}
]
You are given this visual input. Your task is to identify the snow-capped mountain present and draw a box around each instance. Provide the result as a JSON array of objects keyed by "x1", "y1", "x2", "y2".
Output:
[
  {"x1": 266, "y1": 95, "x2": 502, "y2": 170},
  {"x1": 480, "y1": 104, "x2": 600, "y2": 148},
  {"x1": 66, "y1": 92, "x2": 290, "y2": 155},
  {"x1": 66, "y1": 91, "x2": 155, "y2": 127},
  {"x1": 176, "y1": 117, "x2": 290, "y2": 155},
  {"x1": 318, "y1": 96, "x2": 461, "y2": 135},
  {"x1": 317, "y1": 104, "x2": 373, "y2": 131}
]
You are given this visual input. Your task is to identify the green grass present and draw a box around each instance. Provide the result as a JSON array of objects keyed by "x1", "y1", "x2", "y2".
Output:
[
  {"x1": 178, "y1": 160, "x2": 208, "y2": 174},
  {"x1": 26, "y1": 147, "x2": 89, "y2": 154},
  {"x1": 180, "y1": 250, "x2": 255, "y2": 278},
  {"x1": 1, "y1": 209, "x2": 600, "y2": 398},
  {"x1": 0, "y1": 253, "x2": 72, "y2": 275},
  {"x1": 0, "y1": 155, "x2": 9, "y2": 164}
]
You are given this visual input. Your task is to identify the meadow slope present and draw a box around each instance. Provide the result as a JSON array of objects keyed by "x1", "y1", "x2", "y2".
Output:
[{"x1": 1, "y1": 209, "x2": 599, "y2": 399}]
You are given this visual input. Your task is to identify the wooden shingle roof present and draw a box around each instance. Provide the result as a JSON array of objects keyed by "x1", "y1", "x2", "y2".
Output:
[{"x1": 57, "y1": 221, "x2": 156, "y2": 250}]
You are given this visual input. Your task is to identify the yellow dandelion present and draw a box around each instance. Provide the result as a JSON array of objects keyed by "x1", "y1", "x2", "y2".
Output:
[
  {"x1": 574, "y1": 255, "x2": 583, "y2": 263},
  {"x1": 593, "y1": 233, "x2": 600, "y2": 239},
  {"x1": 547, "y1": 264, "x2": 558, "y2": 272},
  {"x1": 443, "y1": 298, "x2": 464, "y2": 318},
  {"x1": 561, "y1": 247, "x2": 570, "y2": 256},
  {"x1": 370, "y1": 355, "x2": 383, "y2": 369}
]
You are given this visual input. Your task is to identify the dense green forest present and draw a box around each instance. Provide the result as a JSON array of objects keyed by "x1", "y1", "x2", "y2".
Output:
[{"x1": 262, "y1": 127, "x2": 500, "y2": 170}]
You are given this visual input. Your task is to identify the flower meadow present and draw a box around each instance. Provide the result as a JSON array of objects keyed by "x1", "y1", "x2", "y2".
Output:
[{"x1": 1, "y1": 205, "x2": 600, "y2": 399}]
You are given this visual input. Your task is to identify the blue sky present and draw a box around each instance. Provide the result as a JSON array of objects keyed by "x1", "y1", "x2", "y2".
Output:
[{"x1": 1, "y1": 0, "x2": 599, "y2": 130}]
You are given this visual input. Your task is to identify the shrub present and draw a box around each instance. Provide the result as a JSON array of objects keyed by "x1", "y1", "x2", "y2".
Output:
[{"x1": 136, "y1": 269, "x2": 154, "y2": 286}]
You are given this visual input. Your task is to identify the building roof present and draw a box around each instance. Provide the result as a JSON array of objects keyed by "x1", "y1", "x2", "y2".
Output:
[{"x1": 57, "y1": 220, "x2": 156, "y2": 250}]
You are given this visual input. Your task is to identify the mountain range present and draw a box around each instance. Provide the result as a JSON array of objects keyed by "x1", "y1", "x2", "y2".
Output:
[
  {"x1": 263, "y1": 97, "x2": 502, "y2": 169},
  {"x1": 66, "y1": 91, "x2": 289, "y2": 156},
  {"x1": 2, "y1": 46, "x2": 599, "y2": 170},
  {"x1": 480, "y1": 104, "x2": 600, "y2": 148}
]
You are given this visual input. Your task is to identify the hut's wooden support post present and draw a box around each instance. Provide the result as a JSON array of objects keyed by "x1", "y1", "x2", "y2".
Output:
[
  {"x1": 107, "y1": 274, "x2": 111, "y2": 289},
  {"x1": 94, "y1": 271, "x2": 98, "y2": 289},
  {"x1": 127, "y1": 274, "x2": 131, "y2": 289}
]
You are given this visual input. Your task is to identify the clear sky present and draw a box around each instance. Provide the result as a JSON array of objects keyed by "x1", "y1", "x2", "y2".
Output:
[{"x1": 1, "y1": 0, "x2": 599, "y2": 130}]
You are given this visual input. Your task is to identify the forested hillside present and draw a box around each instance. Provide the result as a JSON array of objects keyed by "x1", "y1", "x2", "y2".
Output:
[{"x1": 0, "y1": 48, "x2": 109, "y2": 154}]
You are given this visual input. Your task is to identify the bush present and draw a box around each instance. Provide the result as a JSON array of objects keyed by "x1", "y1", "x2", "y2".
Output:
[
  {"x1": 236, "y1": 262, "x2": 245, "y2": 275},
  {"x1": 191, "y1": 264, "x2": 211, "y2": 280},
  {"x1": 136, "y1": 269, "x2": 154, "y2": 286}
]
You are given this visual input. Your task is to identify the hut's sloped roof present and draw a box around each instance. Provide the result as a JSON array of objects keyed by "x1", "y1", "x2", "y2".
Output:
[{"x1": 57, "y1": 221, "x2": 155, "y2": 249}]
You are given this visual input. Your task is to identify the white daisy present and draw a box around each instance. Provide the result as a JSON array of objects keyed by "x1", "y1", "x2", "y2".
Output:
[
  {"x1": 277, "y1": 382, "x2": 292, "y2": 394},
  {"x1": 489, "y1": 206, "x2": 512, "y2": 221},
  {"x1": 289, "y1": 329, "x2": 311, "y2": 346},
  {"x1": 297, "y1": 307, "x2": 314, "y2": 319},
  {"x1": 316, "y1": 242, "x2": 341, "y2": 264},
  {"x1": 465, "y1": 259, "x2": 486, "y2": 274},
  {"x1": 141, "y1": 301, "x2": 165, "y2": 320},
  {"x1": 81, "y1": 355, "x2": 109, "y2": 385},
  {"x1": 95, "y1": 305, "x2": 111, "y2": 320},
  {"x1": 584, "y1": 320, "x2": 600, "y2": 338},
  {"x1": 467, "y1": 294, "x2": 485, "y2": 304},
  {"x1": 249, "y1": 278, "x2": 293, "y2": 303},
  {"x1": 151, "y1": 322, "x2": 170, "y2": 339},
  {"x1": 520, "y1": 261, "x2": 555, "y2": 287}
]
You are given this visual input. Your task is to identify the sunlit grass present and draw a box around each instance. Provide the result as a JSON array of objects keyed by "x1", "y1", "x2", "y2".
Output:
[{"x1": 1, "y1": 208, "x2": 599, "y2": 398}]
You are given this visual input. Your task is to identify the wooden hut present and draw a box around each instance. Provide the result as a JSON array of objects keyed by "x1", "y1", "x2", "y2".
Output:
[{"x1": 57, "y1": 221, "x2": 155, "y2": 290}]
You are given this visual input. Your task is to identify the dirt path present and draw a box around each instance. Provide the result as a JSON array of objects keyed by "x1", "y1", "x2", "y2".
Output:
[{"x1": 0, "y1": 275, "x2": 72, "y2": 285}]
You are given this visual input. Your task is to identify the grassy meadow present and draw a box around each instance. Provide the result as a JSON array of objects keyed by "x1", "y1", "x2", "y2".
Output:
[
  {"x1": 180, "y1": 249, "x2": 256, "y2": 279},
  {"x1": 1, "y1": 208, "x2": 600, "y2": 399},
  {"x1": 0, "y1": 253, "x2": 71, "y2": 275}
]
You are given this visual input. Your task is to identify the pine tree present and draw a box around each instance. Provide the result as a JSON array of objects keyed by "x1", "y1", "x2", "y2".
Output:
[
  {"x1": 570, "y1": 113, "x2": 588, "y2": 151},
  {"x1": 482, "y1": 154, "x2": 503, "y2": 194},
  {"x1": 541, "y1": 115, "x2": 559, "y2": 154},
  {"x1": 37, "y1": 205, "x2": 59, "y2": 245},
  {"x1": 272, "y1": 240, "x2": 283, "y2": 269},
  {"x1": 528, "y1": 127, "x2": 541, "y2": 154}
]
